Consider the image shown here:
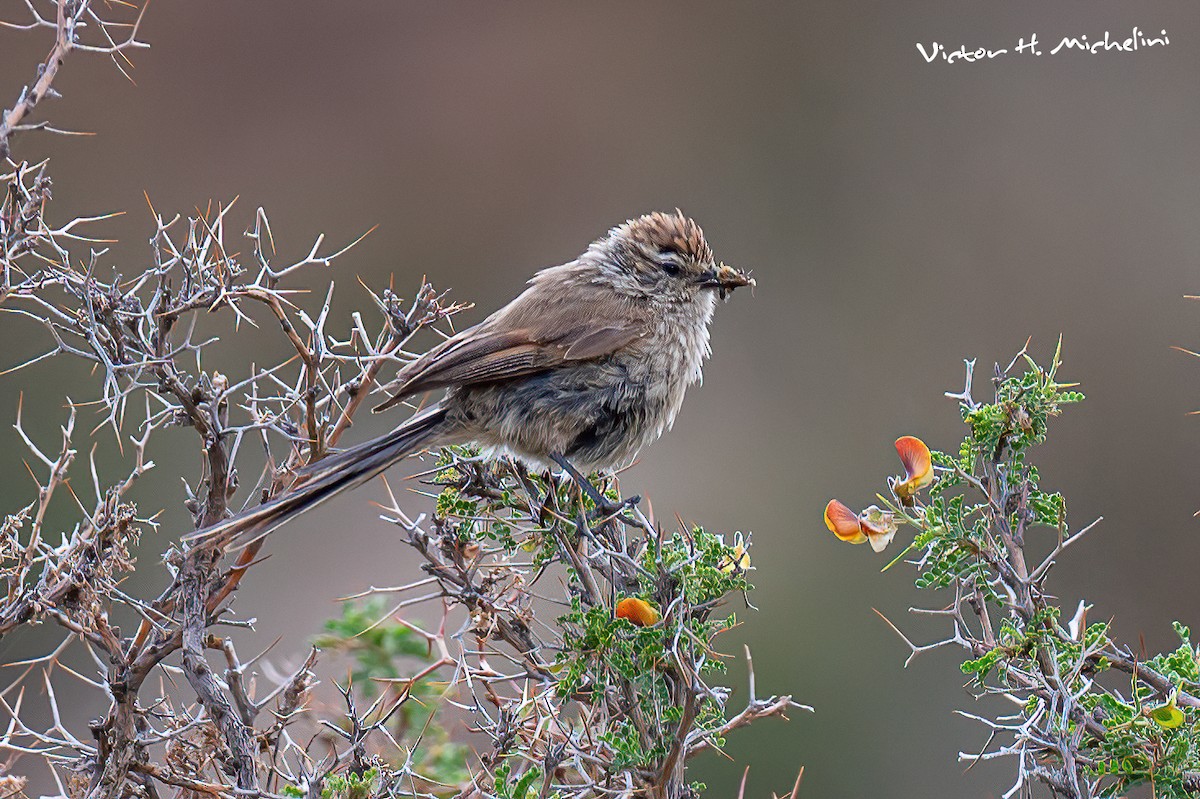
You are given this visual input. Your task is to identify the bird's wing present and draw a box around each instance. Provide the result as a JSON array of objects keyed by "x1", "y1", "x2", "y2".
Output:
[{"x1": 373, "y1": 281, "x2": 646, "y2": 413}]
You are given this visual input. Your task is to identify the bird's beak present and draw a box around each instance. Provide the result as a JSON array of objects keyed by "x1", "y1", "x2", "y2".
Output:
[{"x1": 699, "y1": 262, "x2": 755, "y2": 299}]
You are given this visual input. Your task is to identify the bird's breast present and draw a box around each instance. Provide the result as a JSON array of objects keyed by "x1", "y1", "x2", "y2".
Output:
[{"x1": 627, "y1": 307, "x2": 713, "y2": 435}]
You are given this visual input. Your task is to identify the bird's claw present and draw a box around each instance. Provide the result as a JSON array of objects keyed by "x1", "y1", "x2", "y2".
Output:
[{"x1": 590, "y1": 494, "x2": 641, "y2": 521}]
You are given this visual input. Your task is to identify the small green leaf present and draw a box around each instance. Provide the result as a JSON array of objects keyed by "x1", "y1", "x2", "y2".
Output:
[{"x1": 1149, "y1": 704, "x2": 1185, "y2": 730}]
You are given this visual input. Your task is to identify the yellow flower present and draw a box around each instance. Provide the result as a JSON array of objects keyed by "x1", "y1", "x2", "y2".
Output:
[
  {"x1": 824, "y1": 499, "x2": 898, "y2": 553},
  {"x1": 893, "y1": 435, "x2": 934, "y2": 500},
  {"x1": 615, "y1": 597, "x2": 661, "y2": 627},
  {"x1": 718, "y1": 532, "x2": 752, "y2": 574}
]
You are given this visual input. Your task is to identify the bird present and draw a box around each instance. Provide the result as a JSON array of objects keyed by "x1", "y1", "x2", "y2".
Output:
[{"x1": 187, "y1": 211, "x2": 753, "y2": 548}]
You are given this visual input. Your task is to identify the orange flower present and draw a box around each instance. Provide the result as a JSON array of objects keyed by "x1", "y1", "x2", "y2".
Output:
[
  {"x1": 615, "y1": 597, "x2": 661, "y2": 627},
  {"x1": 824, "y1": 499, "x2": 898, "y2": 552},
  {"x1": 824, "y1": 499, "x2": 868, "y2": 545},
  {"x1": 893, "y1": 436, "x2": 934, "y2": 500}
]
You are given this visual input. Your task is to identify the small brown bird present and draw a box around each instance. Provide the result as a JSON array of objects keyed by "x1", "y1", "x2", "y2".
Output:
[{"x1": 189, "y1": 211, "x2": 752, "y2": 547}]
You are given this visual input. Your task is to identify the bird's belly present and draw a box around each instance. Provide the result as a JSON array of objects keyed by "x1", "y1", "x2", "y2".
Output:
[{"x1": 445, "y1": 358, "x2": 683, "y2": 471}]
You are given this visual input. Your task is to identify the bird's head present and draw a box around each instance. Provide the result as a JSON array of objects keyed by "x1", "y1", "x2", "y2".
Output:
[{"x1": 590, "y1": 211, "x2": 754, "y2": 303}]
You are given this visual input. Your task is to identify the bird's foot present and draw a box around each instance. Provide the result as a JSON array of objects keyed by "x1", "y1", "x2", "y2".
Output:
[
  {"x1": 549, "y1": 453, "x2": 638, "y2": 520},
  {"x1": 590, "y1": 493, "x2": 641, "y2": 521}
]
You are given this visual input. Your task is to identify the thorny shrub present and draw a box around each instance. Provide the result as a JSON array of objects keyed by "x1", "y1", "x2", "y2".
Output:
[
  {"x1": 826, "y1": 342, "x2": 1200, "y2": 799},
  {"x1": 0, "y1": 3, "x2": 799, "y2": 798}
]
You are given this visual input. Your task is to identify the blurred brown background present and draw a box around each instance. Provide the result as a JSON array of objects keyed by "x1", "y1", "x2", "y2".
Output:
[{"x1": 4, "y1": 1, "x2": 1200, "y2": 796}]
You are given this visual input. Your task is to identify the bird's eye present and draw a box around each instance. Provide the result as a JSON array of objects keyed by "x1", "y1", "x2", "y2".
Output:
[{"x1": 660, "y1": 256, "x2": 681, "y2": 276}]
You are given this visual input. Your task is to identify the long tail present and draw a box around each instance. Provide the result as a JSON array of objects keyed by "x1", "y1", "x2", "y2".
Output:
[{"x1": 184, "y1": 404, "x2": 450, "y2": 549}]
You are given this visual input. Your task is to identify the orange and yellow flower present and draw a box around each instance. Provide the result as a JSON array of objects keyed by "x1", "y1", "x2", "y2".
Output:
[
  {"x1": 822, "y1": 435, "x2": 933, "y2": 553},
  {"x1": 615, "y1": 597, "x2": 661, "y2": 627},
  {"x1": 893, "y1": 435, "x2": 934, "y2": 500},
  {"x1": 823, "y1": 499, "x2": 898, "y2": 552}
]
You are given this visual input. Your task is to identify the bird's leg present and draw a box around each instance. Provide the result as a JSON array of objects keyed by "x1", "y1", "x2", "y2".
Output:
[
  {"x1": 549, "y1": 453, "x2": 640, "y2": 518},
  {"x1": 549, "y1": 453, "x2": 606, "y2": 505}
]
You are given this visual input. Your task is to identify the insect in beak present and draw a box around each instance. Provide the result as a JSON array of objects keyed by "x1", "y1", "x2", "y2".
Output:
[{"x1": 699, "y1": 262, "x2": 755, "y2": 300}]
